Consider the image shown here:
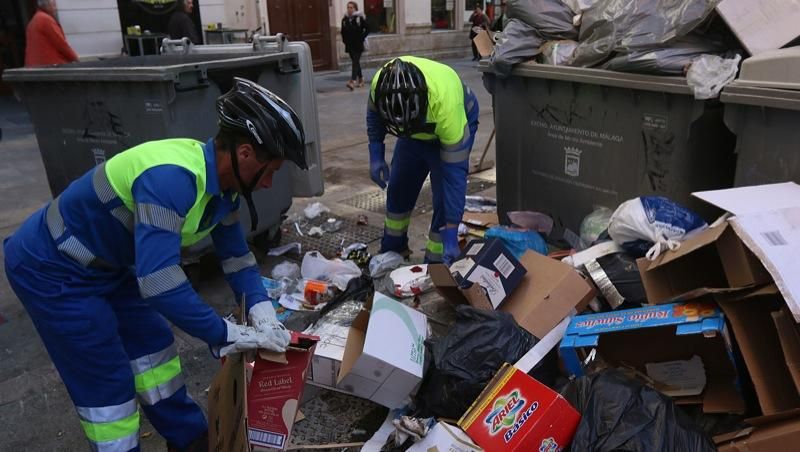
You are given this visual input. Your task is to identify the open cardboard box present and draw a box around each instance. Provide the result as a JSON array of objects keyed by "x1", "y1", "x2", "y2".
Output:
[
  {"x1": 336, "y1": 292, "x2": 427, "y2": 408},
  {"x1": 714, "y1": 285, "x2": 800, "y2": 415},
  {"x1": 715, "y1": 410, "x2": 800, "y2": 451},
  {"x1": 560, "y1": 300, "x2": 745, "y2": 414},
  {"x1": 637, "y1": 222, "x2": 770, "y2": 305},
  {"x1": 716, "y1": 0, "x2": 800, "y2": 56},
  {"x1": 431, "y1": 250, "x2": 595, "y2": 339},
  {"x1": 208, "y1": 332, "x2": 319, "y2": 451}
]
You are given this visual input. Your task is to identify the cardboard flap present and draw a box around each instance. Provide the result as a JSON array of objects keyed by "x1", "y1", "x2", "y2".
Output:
[
  {"x1": 336, "y1": 309, "x2": 370, "y2": 384},
  {"x1": 462, "y1": 212, "x2": 499, "y2": 228},
  {"x1": 257, "y1": 332, "x2": 320, "y2": 363},
  {"x1": 208, "y1": 352, "x2": 250, "y2": 452},
  {"x1": 648, "y1": 225, "x2": 729, "y2": 269},
  {"x1": 429, "y1": 263, "x2": 494, "y2": 311}
]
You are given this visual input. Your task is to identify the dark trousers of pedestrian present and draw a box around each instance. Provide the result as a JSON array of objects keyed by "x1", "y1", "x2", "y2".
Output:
[
  {"x1": 349, "y1": 51, "x2": 363, "y2": 81},
  {"x1": 469, "y1": 32, "x2": 480, "y2": 60}
]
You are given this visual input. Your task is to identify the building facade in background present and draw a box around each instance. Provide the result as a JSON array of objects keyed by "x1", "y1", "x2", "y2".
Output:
[{"x1": 0, "y1": 0, "x2": 498, "y2": 81}]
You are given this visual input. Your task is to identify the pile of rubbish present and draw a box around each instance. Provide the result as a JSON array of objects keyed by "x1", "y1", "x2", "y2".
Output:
[
  {"x1": 211, "y1": 181, "x2": 800, "y2": 451},
  {"x1": 485, "y1": 0, "x2": 800, "y2": 99}
]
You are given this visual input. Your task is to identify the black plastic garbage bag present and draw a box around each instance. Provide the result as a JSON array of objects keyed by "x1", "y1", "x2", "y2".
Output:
[
  {"x1": 415, "y1": 305, "x2": 539, "y2": 419},
  {"x1": 600, "y1": 34, "x2": 727, "y2": 75},
  {"x1": 572, "y1": 0, "x2": 719, "y2": 68},
  {"x1": 561, "y1": 370, "x2": 716, "y2": 452},
  {"x1": 489, "y1": 18, "x2": 543, "y2": 78},
  {"x1": 506, "y1": 0, "x2": 578, "y2": 40}
]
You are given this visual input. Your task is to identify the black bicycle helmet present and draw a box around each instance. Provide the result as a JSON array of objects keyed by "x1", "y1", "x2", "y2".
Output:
[
  {"x1": 373, "y1": 58, "x2": 428, "y2": 137},
  {"x1": 216, "y1": 77, "x2": 307, "y2": 231}
]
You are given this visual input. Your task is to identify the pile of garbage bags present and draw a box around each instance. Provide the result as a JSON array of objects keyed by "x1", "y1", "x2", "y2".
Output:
[{"x1": 488, "y1": 0, "x2": 743, "y2": 97}]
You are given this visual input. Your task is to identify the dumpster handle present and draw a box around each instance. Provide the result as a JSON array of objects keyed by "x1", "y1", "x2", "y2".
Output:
[
  {"x1": 252, "y1": 33, "x2": 286, "y2": 53},
  {"x1": 161, "y1": 37, "x2": 192, "y2": 56}
]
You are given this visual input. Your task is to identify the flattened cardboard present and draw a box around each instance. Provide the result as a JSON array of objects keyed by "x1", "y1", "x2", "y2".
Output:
[
  {"x1": 462, "y1": 212, "x2": 499, "y2": 229},
  {"x1": 772, "y1": 308, "x2": 800, "y2": 394},
  {"x1": 209, "y1": 351, "x2": 250, "y2": 452},
  {"x1": 431, "y1": 251, "x2": 595, "y2": 339},
  {"x1": 715, "y1": 414, "x2": 800, "y2": 452},
  {"x1": 716, "y1": 0, "x2": 800, "y2": 56},
  {"x1": 716, "y1": 286, "x2": 800, "y2": 415},
  {"x1": 458, "y1": 364, "x2": 580, "y2": 451},
  {"x1": 638, "y1": 223, "x2": 769, "y2": 304},
  {"x1": 472, "y1": 30, "x2": 495, "y2": 58},
  {"x1": 560, "y1": 300, "x2": 745, "y2": 413}
]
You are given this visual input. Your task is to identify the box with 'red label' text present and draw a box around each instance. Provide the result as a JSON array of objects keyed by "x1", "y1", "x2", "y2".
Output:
[{"x1": 458, "y1": 364, "x2": 580, "y2": 451}]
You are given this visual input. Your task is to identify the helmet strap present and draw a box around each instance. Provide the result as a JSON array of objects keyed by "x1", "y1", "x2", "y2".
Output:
[{"x1": 229, "y1": 143, "x2": 268, "y2": 232}]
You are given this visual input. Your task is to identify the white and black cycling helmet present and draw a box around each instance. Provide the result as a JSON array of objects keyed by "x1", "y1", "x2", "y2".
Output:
[
  {"x1": 216, "y1": 77, "x2": 307, "y2": 230},
  {"x1": 373, "y1": 58, "x2": 428, "y2": 137}
]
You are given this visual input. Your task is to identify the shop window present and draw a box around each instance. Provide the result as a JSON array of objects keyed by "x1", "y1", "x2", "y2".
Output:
[
  {"x1": 365, "y1": 0, "x2": 396, "y2": 34},
  {"x1": 432, "y1": 0, "x2": 455, "y2": 30}
]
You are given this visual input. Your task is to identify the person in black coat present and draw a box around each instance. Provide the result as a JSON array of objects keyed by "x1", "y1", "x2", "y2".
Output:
[
  {"x1": 341, "y1": 1, "x2": 369, "y2": 90},
  {"x1": 168, "y1": 0, "x2": 201, "y2": 44}
]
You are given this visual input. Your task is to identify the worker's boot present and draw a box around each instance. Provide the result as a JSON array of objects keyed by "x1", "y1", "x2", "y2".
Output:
[{"x1": 166, "y1": 430, "x2": 208, "y2": 452}]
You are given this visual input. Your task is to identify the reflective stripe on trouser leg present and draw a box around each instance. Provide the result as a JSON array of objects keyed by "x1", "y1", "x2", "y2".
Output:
[
  {"x1": 384, "y1": 211, "x2": 412, "y2": 237},
  {"x1": 131, "y1": 343, "x2": 184, "y2": 406},
  {"x1": 425, "y1": 231, "x2": 443, "y2": 263},
  {"x1": 77, "y1": 400, "x2": 140, "y2": 452},
  {"x1": 109, "y1": 283, "x2": 207, "y2": 449}
]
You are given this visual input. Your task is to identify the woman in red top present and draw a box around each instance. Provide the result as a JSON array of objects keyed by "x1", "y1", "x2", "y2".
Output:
[{"x1": 25, "y1": 0, "x2": 79, "y2": 67}]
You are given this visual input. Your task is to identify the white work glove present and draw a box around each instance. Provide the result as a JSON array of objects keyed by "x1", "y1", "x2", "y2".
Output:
[
  {"x1": 214, "y1": 318, "x2": 288, "y2": 357},
  {"x1": 248, "y1": 301, "x2": 291, "y2": 348}
]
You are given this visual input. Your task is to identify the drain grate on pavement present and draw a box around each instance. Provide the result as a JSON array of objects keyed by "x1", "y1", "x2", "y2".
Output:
[
  {"x1": 280, "y1": 216, "x2": 384, "y2": 259},
  {"x1": 338, "y1": 177, "x2": 496, "y2": 215}
]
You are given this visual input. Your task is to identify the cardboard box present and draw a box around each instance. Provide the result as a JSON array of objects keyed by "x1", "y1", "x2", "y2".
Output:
[
  {"x1": 692, "y1": 183, "x2": 800, "y2": 322},
  {"x1": 431, "y1": 250, "x2": 595, "y2": 339},
  {"x1": 560, "y1": 300, "x2": 745, "y2": 413},
  {"x1": 716, "y1": 412, "x2": 800, "y2": 451},
  {"x1": 337, "y1": 292, "x2": 427, "y2": 408},
  {"x1": 305, "y1": 319, "x2": 349, "y2": 392},
  {"x1": 637, "y1": 223, "x2": 770, "y2": 305},
  {"x1": 716, "y1": 0, "x2": 800, "y2": 56},
  {"x1": 773, "y1": 308, "x2": 800, "y2": 394},
  {"x1": 449, "y1": 239, "x2": 527, "y2": 309},
  {"x1": 208, "y1": 332, "x2": 318, "y2": 452},
  {"x1": 715, "y1": 286, "x2": 800, "y2": 415},
  {"x1": 458, "y1": 363, "x2": 580, "y2": 451},
  {"x1": 247, "y1": 333, "x2": 318, "y2": 450},
  {"x1": 407, "y1": 422, "x2": 483, "y2": 452}
]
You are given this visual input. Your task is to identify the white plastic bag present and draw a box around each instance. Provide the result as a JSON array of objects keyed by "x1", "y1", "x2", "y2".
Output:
[
  {"x1": 272, "y1": 261, "x2": 301, "y2": 280},
  {"x1": 303, "y1": 202, "x2": 331, "y2": 220},
  {"x1": 390, "y1": 265, "x2": 433, "y2": 298},
  {"x1": 300, "y1": 251, "x2": 362, "y2": 291},
  {"x1": 687, "y1": 54, "x2": 741, "y2": 100},
  {"x1": 608, "y1": 197, "x2": 707, "y2": 260},
  {"x1": 369, "y1": 251, "x2": 405, "y2": 278}
]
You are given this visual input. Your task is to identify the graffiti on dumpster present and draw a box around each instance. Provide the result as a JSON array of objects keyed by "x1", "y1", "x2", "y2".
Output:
[{"x1": 641, "y1": 113, "x2": 674, "y2": 193}]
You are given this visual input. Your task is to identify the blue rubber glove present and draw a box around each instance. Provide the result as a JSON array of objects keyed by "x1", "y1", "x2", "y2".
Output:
[
  {"x1": 369, "y1": 142, "x2": 390, "y2": 189},
  {"x1": 441, "y1": 226, "x2": 461, "y2": 265}
]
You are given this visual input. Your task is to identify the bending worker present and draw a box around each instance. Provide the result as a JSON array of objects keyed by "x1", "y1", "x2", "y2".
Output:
[
  {"x1": 367, "y1": 56, "x2": 479, "y2": 263},
  {"x1": 3, "y1": 78, "x2": 305, "y2": 452}
]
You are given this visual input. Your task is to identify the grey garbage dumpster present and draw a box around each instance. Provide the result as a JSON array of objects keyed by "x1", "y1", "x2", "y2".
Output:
[
  {"x1": 3, "y1": 35, "x2": 323, "y2": 257},
  {"x1": 721, "y1": 47, "x2": 800, "y2": 186},
  {"x1": 481, "y1": 62, "x2": 737, "y2": 236}
]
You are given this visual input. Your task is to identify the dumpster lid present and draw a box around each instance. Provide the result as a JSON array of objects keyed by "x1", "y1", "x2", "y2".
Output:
[
  {"x1": 478, "y1": 60, "x2": 694, "y2": 95},
  {"x1": 732, "y1": 47, "x2": 800, "y2": 91},
  {"x1": 2, "y1": 52, "x2": 296, "y2": 83}
]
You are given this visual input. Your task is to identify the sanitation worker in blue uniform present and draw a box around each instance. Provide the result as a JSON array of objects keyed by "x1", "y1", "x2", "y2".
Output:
[
  {"x1": 366, "y1": 56, "x2": 479, "y2": 264},
  {"x1": 3, "y1": 78, "x2": 307, "y2": 452}
]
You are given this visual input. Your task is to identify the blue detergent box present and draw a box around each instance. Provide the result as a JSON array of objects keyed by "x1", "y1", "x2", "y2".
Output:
[{"x1": 560, "y1": 300, "x2": 746, "y2": 414}]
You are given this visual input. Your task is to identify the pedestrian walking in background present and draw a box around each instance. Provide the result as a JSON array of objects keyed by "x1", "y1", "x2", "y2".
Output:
[
  {"x1": 468, "y1": 5, "x2": 489, "y2": 61},
  {"x1": 341, "y1": 1, "x2": 370, "y2": 90}
]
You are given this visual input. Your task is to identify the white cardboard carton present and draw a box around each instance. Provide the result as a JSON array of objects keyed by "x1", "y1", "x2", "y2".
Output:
[
  {"x1": 716, "y1": 0, "x2": 800, "y2": 55},
  {"x1": 337, "y1": 292, "x2": 427, "y2": 408}
]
